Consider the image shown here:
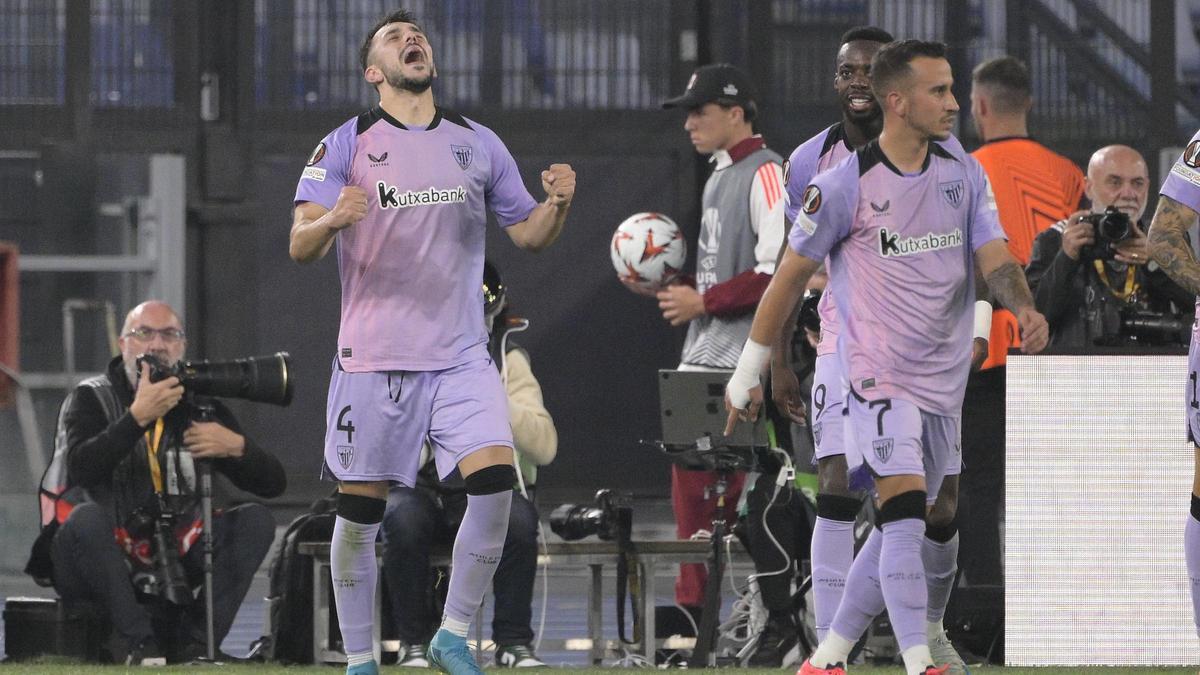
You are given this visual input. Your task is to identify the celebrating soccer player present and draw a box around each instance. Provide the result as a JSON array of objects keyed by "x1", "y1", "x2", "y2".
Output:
[{"x1": 289, "y1": 10, "x2": 575, "y2": 675}]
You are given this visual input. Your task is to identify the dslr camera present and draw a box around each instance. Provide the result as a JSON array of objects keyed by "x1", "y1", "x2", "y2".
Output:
[
  {"x1": 1080, "y1": 206, "x2": 1136, "y2": 261},
  {"x1": 138, "y1": 352, "x2": 293, "y2": 405},
  {"x1": 549, "y1": 489, "x2": 632, "y2": 541},
  {"x1": 126, "y1": 507, "x2": 194, "y2": 606}
]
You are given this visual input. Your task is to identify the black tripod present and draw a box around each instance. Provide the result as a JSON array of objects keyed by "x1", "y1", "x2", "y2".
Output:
[
  {"x1": 658, "y1": 438, "x2": 756, "y2": 667},
  {"x1": 188, "y1": 399, "x2": 219, "y2": 664}
]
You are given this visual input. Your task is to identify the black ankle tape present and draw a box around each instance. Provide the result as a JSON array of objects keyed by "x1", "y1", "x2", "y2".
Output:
[
  {"x1": 1191, "y1": 494, "x2": 1200, "y2": 521},
  {"x1": 877, "y1": 490, "x2": 927, "y2": 527},
  {"x1": 816, "y1": 494, "x2": 861, "y2": 522},
  {"x1": 465, "y1": 464, "x2": 516, "y2": 495},
  {"x1": 925, "y1": 515, "x2": 958, "y2": 543},
  {"x1": 336, "y1": 492, "x2": 386, "y2": 524}
]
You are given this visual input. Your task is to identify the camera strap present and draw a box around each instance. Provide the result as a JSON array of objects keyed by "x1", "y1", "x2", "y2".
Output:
[
  {"x1": 144, "y1": 419, "x2": 165, "y2": 494},
  {"x1": 1093, "y1": 260, "x2": 1138, "y2": 302}
]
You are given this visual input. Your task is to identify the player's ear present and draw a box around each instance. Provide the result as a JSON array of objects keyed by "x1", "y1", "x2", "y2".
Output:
[{"x1": 364, "y1": 65, "x2": 383, "y2": 86}]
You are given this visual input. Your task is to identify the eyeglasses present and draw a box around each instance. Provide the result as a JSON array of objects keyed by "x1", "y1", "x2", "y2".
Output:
[{"x1": 124, "y1": 327, "x2": 186, "y2": 343}]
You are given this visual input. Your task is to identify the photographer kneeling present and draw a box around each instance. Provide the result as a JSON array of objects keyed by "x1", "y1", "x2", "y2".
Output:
[
  {"x1": 1027, "y1": 145, "x2": 1194, "y2": 349},
  {"x1": 52, "y1": 300, "x2": 286, "y2": 665}
]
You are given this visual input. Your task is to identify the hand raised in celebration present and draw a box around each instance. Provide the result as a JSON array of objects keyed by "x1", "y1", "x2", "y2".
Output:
[
  {"x1": 541, "y1": 164, "x2": 576, "y2": 207},
  {"x1": 329, "y1": 186, "x2": 369, "y2": 230}
]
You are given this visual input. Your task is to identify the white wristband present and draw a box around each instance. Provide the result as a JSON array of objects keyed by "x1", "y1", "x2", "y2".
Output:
[
  {"x1": 727, "y1": 339, "x2": 771, "y2": 409},
  {"x1": 973, "y1": 300, "x2": 993, "y2": 341}
]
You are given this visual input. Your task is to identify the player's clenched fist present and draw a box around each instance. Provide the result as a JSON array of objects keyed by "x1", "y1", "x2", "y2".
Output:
[
  {"x1": 330, "y1": 186, "x2": 369, "y2": 230},
  {"x1": 541, "y1": 164, "x2": 575, "y2": 207}
]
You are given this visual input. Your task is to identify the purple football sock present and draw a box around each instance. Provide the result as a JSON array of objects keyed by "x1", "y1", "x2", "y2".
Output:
[
  {"x1": 441, "y1": 490, "x2": 512, "y2": 626},
  {"x1": 812, "y1": 516, "x2": 855, "y2": 642},
  {"x1": 331, "y1": 517, "x2": 380, "y2": 658},
  {"x1": 880, "y1": 518, "x2": 927, "y2": 652},
  {"x1": 922, "y1": 532, "x2": 958, "y2": 625},
  {"x1": 829, "y1": 526, "x2": 886, "y2": 643}
]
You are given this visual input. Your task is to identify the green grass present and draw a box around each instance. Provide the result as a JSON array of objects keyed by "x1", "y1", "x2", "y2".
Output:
[{"x1": 0, "y1": 663, "x2": 1198, "y2": 674}]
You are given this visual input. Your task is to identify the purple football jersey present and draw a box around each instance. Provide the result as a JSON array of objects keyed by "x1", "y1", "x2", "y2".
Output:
[
  {"x1": 786, "y1": 128, "x2": 969, "y2": 358},
  {"x1": 295, "y1": 107, "x2": 538, "y2": 372},
  {"x1": 785, "y1": 124, "x2": 855, "y2": 357},
  {"x1": 1158, "y1": 128, "x2": 1200, "y2": 349},
  {"x1": 787, "y1": 140, "x2": 1004, "y2": 415}
]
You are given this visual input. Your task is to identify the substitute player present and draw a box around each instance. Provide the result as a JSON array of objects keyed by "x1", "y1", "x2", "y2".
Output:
[
  {"x1": 726, "y1": 40, "x2": 1047, "y2": 675},
  {"x1": 289, "y1": 10, "x2": 575, "y2": 675}
]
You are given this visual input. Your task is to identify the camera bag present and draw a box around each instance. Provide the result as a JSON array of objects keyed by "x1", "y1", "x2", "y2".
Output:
[
  {"x1": 2, "y1": 597, "x2": 102, "y2": 661},
  {"x1": 252, "y1": 490, "x2": 337, "y2": 663}
]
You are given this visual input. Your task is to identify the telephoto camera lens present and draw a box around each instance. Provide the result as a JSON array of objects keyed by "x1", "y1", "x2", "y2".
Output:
[{"x1": 548, "y1": 503, "x2": 607, "y2": 541}]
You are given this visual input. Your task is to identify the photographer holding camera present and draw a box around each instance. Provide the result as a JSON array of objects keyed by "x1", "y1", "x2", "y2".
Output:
[
  {"x1": 50, "y1": 301, "x2": 286, "y2": 665},
  {"x1": 1027, "y1": 145, "x2": 1194, "y2": 349}
]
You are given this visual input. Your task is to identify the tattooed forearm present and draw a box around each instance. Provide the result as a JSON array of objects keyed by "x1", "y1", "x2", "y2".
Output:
[
  {"x1": 1148, "y1": 195, "x2": 1200, "y2": 296},
  {"x1": 985, "y1": 261, "x2": 1035, "y2": 314},
  {"x1": 975, "y1": 265, "x2": 992, "y2": 304}
]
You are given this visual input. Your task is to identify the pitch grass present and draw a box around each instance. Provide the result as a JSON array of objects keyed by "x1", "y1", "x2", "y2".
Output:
[{"x1": 0, "y1": 663, "x2": 1198, "y2": 674}]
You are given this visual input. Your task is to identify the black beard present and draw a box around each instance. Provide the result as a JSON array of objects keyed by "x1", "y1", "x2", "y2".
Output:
[
  {"x1": 387, "y1": 71, "x2": 433, "y2": 94},
  {"x1": 842, "y1": 103, "x2": 881, "y2": 125}
]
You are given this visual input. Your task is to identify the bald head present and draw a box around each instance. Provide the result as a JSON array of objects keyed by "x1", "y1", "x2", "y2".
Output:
[
  {"x1": 1086, "y1": 144, "x2": 1148, "y2": 221},
  {"x1": 119, "y1": 300, "x2": 185, "y2": 384},
  {"x1": 121, "y1": 300, "x2": 181, "y2": 335}
]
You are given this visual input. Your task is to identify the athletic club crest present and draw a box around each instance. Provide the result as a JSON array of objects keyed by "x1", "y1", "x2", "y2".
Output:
[
  {"x1": 451, "y1": 145, "x2": 473, "y2": 170},
  {"x1": 337, "y1": 445, "x2": 354, "y2": 469},
  {"x1": 872, "y1": 437, "x2": 894, "y2": 463},
  {"x1": 939, "y1": 180, "x2": 964, "y2": 208}
]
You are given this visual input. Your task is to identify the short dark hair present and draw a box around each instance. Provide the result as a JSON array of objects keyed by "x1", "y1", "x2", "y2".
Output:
[
  {"x1": 841, "y1": 26, "x2": 894, "y2": 45},
  {"x1": 360, "y1": 9, "x2": 421, "y2": 74},
  {"x1": 972, "y1": 56, "x2": 1031, "y2": 114},
  {"x1": 870, "y1": 39, "x2": 948, "y2": 99},
  {"x1": 714, "y1": 98, "x2": 758, "y2": 124}
]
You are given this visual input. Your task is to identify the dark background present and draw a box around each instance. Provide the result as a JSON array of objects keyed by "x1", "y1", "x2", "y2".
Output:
[{"x1": 0, "y1": 0, "x2": 1193, "y2": 508}]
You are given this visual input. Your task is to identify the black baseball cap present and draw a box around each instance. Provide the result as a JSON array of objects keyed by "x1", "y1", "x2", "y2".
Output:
[{"x1": 662, "y1": 63, "x2": 757, "y2": 110}]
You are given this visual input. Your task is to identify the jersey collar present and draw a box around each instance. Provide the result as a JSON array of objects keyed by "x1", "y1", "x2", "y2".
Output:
[
  {"x1": 712, "y1": 135, "x2": 765, "y2": 170},
  {"x1": 371, "y1": 105, "x2": 445, "y2": 131}
]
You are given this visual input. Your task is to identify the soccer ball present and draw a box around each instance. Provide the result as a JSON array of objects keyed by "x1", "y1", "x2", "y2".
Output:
[{"x1": 610, "y1": 212, "x2": 686, "y2": 290}]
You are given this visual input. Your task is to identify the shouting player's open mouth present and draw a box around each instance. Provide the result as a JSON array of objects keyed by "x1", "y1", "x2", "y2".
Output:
[{"x1": 403, "y1": 45, "x2": 426, "y2": 66}]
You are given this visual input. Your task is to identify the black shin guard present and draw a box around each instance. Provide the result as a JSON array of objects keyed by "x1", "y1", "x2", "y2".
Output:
[
  {"x1": 816, "y1": 493, "x2": 861, "y2": 522},
  {"x1": 925, "y1": 514, "x2": 958, "y2": 543},
  {"x1": 336, "y1": 492, "x2": 386, "y2": 524},
  {"x1": 464, "y1": 464, "x2": 516, "y2": 495},
  {"x1": 877, "y1": 490, "x2": 927, "y2": 528}
]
